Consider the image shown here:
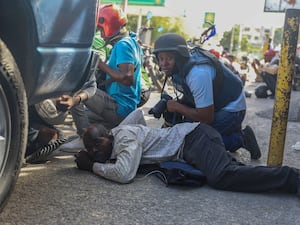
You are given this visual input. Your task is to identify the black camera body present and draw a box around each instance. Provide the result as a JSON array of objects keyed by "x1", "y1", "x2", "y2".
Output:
[{"x1": 148, "y1": 93, "x2": 172, "y2": 119}]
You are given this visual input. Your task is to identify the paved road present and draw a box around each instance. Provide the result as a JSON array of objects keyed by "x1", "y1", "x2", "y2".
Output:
[{"x1": 1, "y1": 81, "x2": 300, "y2": 225}]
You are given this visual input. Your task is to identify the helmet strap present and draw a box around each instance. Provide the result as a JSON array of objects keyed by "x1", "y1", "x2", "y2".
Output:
[{"x1": 107, "y1": 29, "x2": 128, "y2": 45}]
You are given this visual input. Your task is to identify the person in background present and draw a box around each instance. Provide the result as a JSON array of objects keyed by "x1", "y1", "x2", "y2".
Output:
[
  {"x1": 60, "y1": 4, "x2": 142, "y2": 150},
  {"x1": 251, "y1": 49, "x2": 279, "y2": 98},
  {"x1": 74, "y1": 109, "x2": 300, "y2": 199},
  {"x1": 208, "y1": 49, "x2": 220, "y2": 59},
  {"x1": 150, "y1": 33, "x2": 261, "y2": 160}
]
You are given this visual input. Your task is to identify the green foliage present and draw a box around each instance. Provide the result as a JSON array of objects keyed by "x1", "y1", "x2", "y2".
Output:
[
  {"x1": 232, "y1": 25, "x2": 240, "y2": 52},
  {"x1": 127, "y1": 14, "x2": 188, "y2": 45},
  {"x1": 128, "y1": 14, "x2": 297, "y2": 58},
  {"x1": 248, "y1": 45, "x2": 263, "y2": 58},
  {"x1": 219, "y1": 31, "x2": 231, "y2": 50},
  {"x1": 273, "y1": 27, "x2": 300, "y2": 49},
  {"x1": 240, "y1": 36, "x2": 250, "y2": 52},
  {"x1": 127, "y1": 15, "x2": 139, "y2": 33},
  {"x1": 219, "y1": 26, "x2": 240, "y2": 52},
  {"x1": 273, "y1": 27, "x2": 283, "y2": 48},
  {"x1": 151, "y1": 16, "x2": 189, "y2": 43}
]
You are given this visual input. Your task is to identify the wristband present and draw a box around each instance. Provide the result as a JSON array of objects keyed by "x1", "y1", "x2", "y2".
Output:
[{"x1": 77, "y1": 95, "x2": 82, "y2": 105}]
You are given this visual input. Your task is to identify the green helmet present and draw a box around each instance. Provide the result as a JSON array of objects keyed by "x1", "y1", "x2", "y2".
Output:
[{"x1": 153, "y1": 33, "x2": 190, "y2": 58}]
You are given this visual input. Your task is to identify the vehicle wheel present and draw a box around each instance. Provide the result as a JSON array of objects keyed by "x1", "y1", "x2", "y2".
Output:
[{"x1": 0, "y1": 39, "x2": 28, "y2": 211}]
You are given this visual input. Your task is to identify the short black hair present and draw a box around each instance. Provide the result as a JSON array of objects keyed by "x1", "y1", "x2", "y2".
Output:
[
  {"x1": 83, "y1": 124, "x2": 112, "y2": 163},
  {"x1": 82, "y1": 124, "x2": 108, "y2": 150},
  {"x1": 84, "y1": 124, "x2": 108, "y2": 139}
]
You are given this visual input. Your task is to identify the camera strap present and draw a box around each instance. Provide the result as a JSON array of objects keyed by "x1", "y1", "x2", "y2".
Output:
[{"x1": 160, "y1": 74, "x2": 169, "y2": 94}]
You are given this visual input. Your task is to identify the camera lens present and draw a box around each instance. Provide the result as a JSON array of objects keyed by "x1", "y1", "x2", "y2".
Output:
[
  {"x1": 148, "y1": 99, "x2": 167, "y2": 118},
  {"x1": 148, "y1": 94, "x2": 172, "y2": 119}
]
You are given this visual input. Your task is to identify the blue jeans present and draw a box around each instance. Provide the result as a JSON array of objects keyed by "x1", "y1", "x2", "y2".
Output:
[{"x1": 212, "y1": 110, "x2": 245, "y2": 152}]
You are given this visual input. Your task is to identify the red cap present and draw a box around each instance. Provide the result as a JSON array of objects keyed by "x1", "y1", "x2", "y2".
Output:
[{"x1": 264, "y1": 49, "x2": 276, "y2": 58}]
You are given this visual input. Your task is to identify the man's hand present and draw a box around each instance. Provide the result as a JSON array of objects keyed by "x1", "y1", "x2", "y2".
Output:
[
  {"x1": 74, "y1": 150, "x2": 93, "y2": 172},
  {"x1": 166, "y1": 99, "x2": 180, "y2": 113},
  {"x1": 56, "y1": 95, "x2": 80, "y2": 111}
]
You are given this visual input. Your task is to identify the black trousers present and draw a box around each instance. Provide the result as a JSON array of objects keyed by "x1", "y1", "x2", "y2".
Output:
[
  {"x1": 183, "y1": 124, "x2": 299, "y2": 193},
  {"x1": 261, "y1": 72, "x2": 277, "y2": 96}
]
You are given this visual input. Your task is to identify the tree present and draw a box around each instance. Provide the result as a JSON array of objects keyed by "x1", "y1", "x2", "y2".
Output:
[
  {"x1": 219, "y1": 26, "x2": 240, "y2": 53},
  {"x1": 232, "y1": 25, "x2": 240, "y2": 52},
  {"x1": 273, "y1": 27, "x2": 283, "y2": 48},
  {"x1": 220, "y1": 31, "x2": 231, "y2": 51},
  {"x1": 127, "y1": 14, "x2": 188, "y2": 45},
  {"x1": 240, "y1": 36, "x2": 250, "y2": 52},
  {"x1": 127, "y1": 15, "x2": 139, "y2": 33}
]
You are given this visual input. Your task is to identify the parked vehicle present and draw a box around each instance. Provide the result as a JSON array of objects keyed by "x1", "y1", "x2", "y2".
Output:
[{"x1": 0, "y1": 0, "x2": 98, "y2": 210}]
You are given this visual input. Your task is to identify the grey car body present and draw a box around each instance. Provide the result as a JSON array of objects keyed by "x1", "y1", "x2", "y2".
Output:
[{"x1": 0, "y1": 0, "x2": 98, "y2": 210}]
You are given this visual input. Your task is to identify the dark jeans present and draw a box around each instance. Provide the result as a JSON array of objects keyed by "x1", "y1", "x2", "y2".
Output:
[
  {"x1": 261, "y1": 72, "x2": 277, "y2": 96},
  {"x1": 71, "y1": 89, "x2": 124, "y2": 136},
  {"x1": 183, "y1": 124, "x2": 299, "y2": 193},
  {"x1": 212, "y1": 110, "x2": 245, "y2": 152},
  {"x1": 181, "y1": 108, "x2": 245, "y2": 152}
]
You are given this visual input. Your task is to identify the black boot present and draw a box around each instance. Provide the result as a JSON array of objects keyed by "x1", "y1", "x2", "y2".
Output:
[{"x1": 242, "y1": 126, "x2": 261, "y2": 159}]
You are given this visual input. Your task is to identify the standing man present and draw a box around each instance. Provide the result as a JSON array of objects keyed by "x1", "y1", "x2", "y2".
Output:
[
  {"x1": 150, "y1": 33, "x2": 261, "y2": 159},
  {"x1": 59, "y1": 4, "x2": 142, "y2": 149}
]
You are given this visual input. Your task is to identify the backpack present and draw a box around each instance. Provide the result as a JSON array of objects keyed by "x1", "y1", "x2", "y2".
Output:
[
  {"x1": 255, "y1": 85, "x2": 269, "y2": 98},
  {"x1": 138, "y1": 161, "x2": 206, "y2": 187}
]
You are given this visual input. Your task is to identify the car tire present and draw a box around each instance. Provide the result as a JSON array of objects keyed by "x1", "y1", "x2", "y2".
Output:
[{"x1": 0, "y1": 39, "x2": 28, "y2": 211}]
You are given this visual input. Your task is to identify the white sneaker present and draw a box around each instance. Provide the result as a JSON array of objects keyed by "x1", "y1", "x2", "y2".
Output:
[
  {"x1": 292, "y1": 141, "x2": 300, "y2": 151},
  {"x1": 59, "y1": 137, "x2": 84, "y2": 152}
]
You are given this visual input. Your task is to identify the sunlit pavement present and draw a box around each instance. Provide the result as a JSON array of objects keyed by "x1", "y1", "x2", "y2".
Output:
[{"x1": 1, "y1": 80, "x2": 300, "y2": 225}]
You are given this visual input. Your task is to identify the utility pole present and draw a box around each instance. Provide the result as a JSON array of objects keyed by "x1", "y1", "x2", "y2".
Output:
[
  {"x1": 237, "y1": 24, "x2": 243, "y2": 55},
  {"x1": 267, "y1": 8, "x2": 300, "y2": 166},
  {"x1": 229, "y1": 25, "x2": 235, "y2": 53},
  {"x1": 122, "y1": 0, "x2": 128, "y2": 13}
]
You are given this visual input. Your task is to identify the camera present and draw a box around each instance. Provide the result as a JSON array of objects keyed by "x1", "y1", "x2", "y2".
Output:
[
  {"x1": 55, "y1": 100, "x2": 69, "y2": 112},
  {"x1": 148, "y1": 93, "x2": 172, "y2": 119}
]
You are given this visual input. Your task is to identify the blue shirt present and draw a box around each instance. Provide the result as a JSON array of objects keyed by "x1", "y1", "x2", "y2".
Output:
[
  {"x1": 106, "y1": 33, "x2": 142, "y2": 117},
  {"x1": 186, "y1": 64, "x2": 246, "y2": 112}
]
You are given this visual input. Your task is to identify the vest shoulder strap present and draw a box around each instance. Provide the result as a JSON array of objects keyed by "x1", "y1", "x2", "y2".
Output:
[{"x1": 183, "y1": 47, "x2": 224, "y2": 98}]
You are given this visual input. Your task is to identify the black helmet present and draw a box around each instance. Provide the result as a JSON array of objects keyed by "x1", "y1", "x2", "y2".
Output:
[{"x1": 153, "y1": 33, "x2": 190, "y2": 58}]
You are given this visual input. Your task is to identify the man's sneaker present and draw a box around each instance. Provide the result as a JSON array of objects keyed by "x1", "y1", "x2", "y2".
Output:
[
  {"x1": 242, "y1": 126, "x2": 261, "y2": 160},
  {"x1": 59, "y1": 137, "x2": 84, "y2": 152},
  {"x1": 26, "y1": 138, "x2": 67, "y2": 164}
]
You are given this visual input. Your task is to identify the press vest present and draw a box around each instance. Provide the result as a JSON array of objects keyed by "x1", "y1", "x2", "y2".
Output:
[{"x1": 172, "y1": 48, "x2": 243, "y2": 112}]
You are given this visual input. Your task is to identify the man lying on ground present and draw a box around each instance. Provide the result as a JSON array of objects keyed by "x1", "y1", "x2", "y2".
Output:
[{"x1": 75, "y1": 109, "x2": 300, "y2": 196}]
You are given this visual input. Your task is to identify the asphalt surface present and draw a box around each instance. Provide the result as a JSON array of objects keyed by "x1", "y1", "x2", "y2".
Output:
[{"x1": 1, "y1": 79, "x2": 300, "y2": 225}]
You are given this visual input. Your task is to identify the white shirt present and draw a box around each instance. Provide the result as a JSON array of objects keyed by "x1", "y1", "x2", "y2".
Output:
[{"x1": 92, "y1": 121, "x2": 199, "y2": 184}]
